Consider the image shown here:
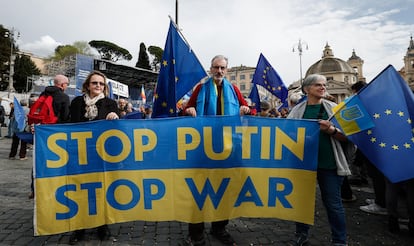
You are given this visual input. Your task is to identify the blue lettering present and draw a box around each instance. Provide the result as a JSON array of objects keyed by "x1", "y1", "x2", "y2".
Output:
[
  {"x1": 268, "y1": 177, "x2": 293, "y2": 208},
  {"x1": 55, "y1": 184, "x2": 78, "y2": 220},
  {"x1": 185, "y1": 178, "x2": 230, "y2": 210},
  {"x1": 234, "y1": 176, "x2": 263, "y2": 207},
  {"x1": 80, "y1": 182, "x2": 102, "y2": 215},
  {"x1": 143, "y1": 179, "x2": 165, "y2": 209},
  {"x1": 107, "y1": 179, "x2": 140, "y2": 210}
]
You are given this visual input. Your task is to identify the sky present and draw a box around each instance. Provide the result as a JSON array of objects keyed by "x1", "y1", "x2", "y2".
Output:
[{"x1": 1, "y1": 0, "x2": 414, "y2": 86}]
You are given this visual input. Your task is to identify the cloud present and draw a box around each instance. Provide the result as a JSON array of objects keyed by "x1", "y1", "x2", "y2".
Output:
[{"x1": 20, "y1": 35, "x2": 61, "y2": 57}]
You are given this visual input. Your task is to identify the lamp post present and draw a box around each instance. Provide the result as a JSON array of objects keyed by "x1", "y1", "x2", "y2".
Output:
[
  {"x1": 4, "y1": 27, "x2": 20, "y2": 98},
  {"x1": 292, "y1": 39, "x2": 308, "y2": 85}
]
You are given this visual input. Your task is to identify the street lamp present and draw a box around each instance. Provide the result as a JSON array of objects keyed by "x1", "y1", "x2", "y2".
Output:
[
  {"x1": 4, "y1": 27, "x2": 20, "y2": 97},
  {"x1": 292, "y1": 39, "x2": 308, "y2": 85}
]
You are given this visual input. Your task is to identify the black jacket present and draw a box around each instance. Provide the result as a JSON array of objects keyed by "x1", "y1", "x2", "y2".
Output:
[
  {"x1": 41, "y1": 86, "x2": 70, "y2": 123},
  {"x1": 70, "y1": 96, "x2": 119, "y2": 122}
]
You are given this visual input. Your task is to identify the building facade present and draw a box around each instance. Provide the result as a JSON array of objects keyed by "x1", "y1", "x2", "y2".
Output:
[{"x1": 400, "y1": 35, "x2": 414, "y2": 91}]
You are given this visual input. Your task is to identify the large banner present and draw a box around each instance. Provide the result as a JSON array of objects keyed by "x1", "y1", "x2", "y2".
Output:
[{"x1": 34, "y1": 116, "x2": 319, "y2": 236}]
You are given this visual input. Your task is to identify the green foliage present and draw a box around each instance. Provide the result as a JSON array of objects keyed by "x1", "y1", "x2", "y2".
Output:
[
  {"x1": 89, "y1": 40, "x2": 132, "y2": 62},
  {"x1": 148, "y1": 45, "x2": 163, "y2": 71},
  {"x1": 50, "y1": 41, "x2": 93, "y2": 61},
  {"x1": 0, "y1": 25, "x2": 11, "y2": 74},
  {"x1": 13, "y1": 54, "x2": 41, "y2": 92},
  {"x1": 136, "y1": 42, "x2": 151, "y2": 70},
  {"x1": 52, "y1": 45, "x2": 79, "y2": 60}
]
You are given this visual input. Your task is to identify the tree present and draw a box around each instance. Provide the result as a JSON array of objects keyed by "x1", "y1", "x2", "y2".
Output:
[
  {"x1": 0, "y1": 25, "x2": 12, "y2": 76},
  {"x1": 50, "y1": 41, "x2": 94, "y2": 61},
  {"x1": 135, "y1": 42, "x2": 151, "y2": 70},
  {"x1": 89, "y1": 40, "x2": 132, "y2": 62},
  {"x1": 148, "y1": 45, "x2": 163, "y2": 72},
  {"x1": 52, "y1": 44, "x2": 79, "y2": 60},
  {"x1": 13, "y1": 54, "x2": 41, "y2": 92}
]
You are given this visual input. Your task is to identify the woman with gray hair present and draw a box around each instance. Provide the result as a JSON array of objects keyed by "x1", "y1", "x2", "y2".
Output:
[{"x1": 287, "y1": 74, "x2": 351, "y2": 246}]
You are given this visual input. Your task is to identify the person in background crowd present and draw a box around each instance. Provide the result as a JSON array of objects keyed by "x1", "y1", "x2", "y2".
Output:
[
  {"x1": 0, "y1": 98, "x2": 5, "y2": 139},
  {"x1": 183, "y1": 55, "x2": 250, "y2": 246},
  {"x1": 6, "y1": 102, "x2": 14, "y2": 138},
  {"x1": 258, "y1": 100, "x2": 273, "y2": 117},
  {"x1": 288, "y1": 92, "x2": 304, "y2": 110},
  {"x1": 27, "y1": 75, "x2": 70, "y2": 200},
  {"x1": 39, "y1": 74, "x2": 71, "y2": 123},
  {"x1": 8, "y1": 100, "x2": 30, "y2": 161},
  {"x1": 69, "y1": 70, "x2": 119, "y2": 244},
  {"x1": 287, "y1": 74, "x2": 351, "y2": 246},
  {"x1": 118, "y1": 98, "x2": 128, "y2": 117}
]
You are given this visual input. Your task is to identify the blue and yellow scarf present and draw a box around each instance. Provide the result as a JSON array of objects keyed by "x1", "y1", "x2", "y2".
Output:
[{"x1": 196, "y1": 78, "x2": 239, "y2": 116}]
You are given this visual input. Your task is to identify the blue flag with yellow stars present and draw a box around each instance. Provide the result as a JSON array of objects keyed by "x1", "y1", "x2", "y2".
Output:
[
  {"x1": 248, "y1": 83, "x2": 261, "y2": 113},
  {"x1": 252, "y1": 53, "x2": 288, "y2": 104},
  {"x1": 152, "y1": 20, "x2": 207, "y2": 118},
  {"x1": 347, "y1": 65, "x2": 414, "y2": 183}
]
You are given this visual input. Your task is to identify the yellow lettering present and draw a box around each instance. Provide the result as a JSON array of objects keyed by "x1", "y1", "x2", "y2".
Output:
[
  {"x1": 133, "y1": 129, "x2": 157, "y2": 161},
  {"x1": 275, "y1": 127, "x2": 305, "y2": 160},
  {"x1": 46, "y1": 133, "x2": 68, "y2": 168},
  {"x1": 204, "y1": 126, "x2": 232, "y2": 160},
  {"x1": 96, "y1": 129, "x2": 130, "y2": 163},
  {"x1": 177, "y1": 127, "x2": 200, "y2": 160},
  {"x1": 235, "y1": 126, "x2": 258, "y2": 159},
  {"x1": 261, "y1": 127, "x2": 271, "y2": 159},
  {"x1": 71, "y1": 132, "x2": 93, "y2": 165}
]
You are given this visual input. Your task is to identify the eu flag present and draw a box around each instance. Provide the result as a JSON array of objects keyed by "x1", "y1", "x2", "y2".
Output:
[
  {"x1": 252, "y1": 53, "x2": 288, "y2": 103},
  {"x1": 347, "y1": 65, "x2": 414, "y2": 182},
  {"x1": 248, "y1": 83, "x2": 261, "y2": 112},
  {"x1": 152, "y1": 20, "x2": 207, "y2": 118}
]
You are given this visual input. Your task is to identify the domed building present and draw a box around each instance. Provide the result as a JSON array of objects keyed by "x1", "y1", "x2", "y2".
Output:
[{"x1": 304, "y1": 43, "x2": 363, "y2": 103}]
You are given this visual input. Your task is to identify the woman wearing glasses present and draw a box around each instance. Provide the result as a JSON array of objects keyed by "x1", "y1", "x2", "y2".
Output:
[
  {"x1": 69, "y1": 70, "x2": 119, "y2": 244},
  {"x1": 70, "y1": 70, "x2": 119, "y2": 122}
]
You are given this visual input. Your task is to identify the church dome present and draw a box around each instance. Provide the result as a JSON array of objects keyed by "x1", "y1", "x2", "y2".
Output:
[{"x1": 306, "y1": 43, "x2": 355, "y2": 76}]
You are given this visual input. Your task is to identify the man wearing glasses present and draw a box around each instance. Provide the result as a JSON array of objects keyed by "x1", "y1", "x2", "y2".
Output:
[{"x1": 183, "y1": 55, "x2": 250, "y2": 246}]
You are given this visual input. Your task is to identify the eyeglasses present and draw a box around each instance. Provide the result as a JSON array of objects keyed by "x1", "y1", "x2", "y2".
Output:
[
  {"x1": 212, "y1": 66, "x2": 227, "y2": 70},
  {"x1": 312, "y1": 83, "x2": 327, "y2": 87},
  {"x1": 90, "y1": 81, "x2": 105, "y2": 86}
]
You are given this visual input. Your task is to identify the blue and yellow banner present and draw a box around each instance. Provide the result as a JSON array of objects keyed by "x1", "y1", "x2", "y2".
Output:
[{"x1": 34, "y1": 116, "x2": 319, "y2": 235}]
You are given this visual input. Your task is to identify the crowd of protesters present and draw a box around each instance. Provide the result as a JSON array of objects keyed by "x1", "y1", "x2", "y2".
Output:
[{"x1": 7, "y1": 60, "x2": 413, "y2": 246}]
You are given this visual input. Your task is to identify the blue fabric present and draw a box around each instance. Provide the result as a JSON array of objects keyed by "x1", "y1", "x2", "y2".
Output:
[
  {"x1": 347, "y1": 65, "x2": 414, "y2": 182},
  {"x1": 295, "y1": 169, "x2": 346, "y2": 244},
  {"x1": 152, "y1": 20, "x2": 207, "y2": 118},
  {"x1": 252, "y1": 53, "x2": 288, "y2": 103},
  {"x1": 248, "y1": 83, "x2": 261, "y2": 113},
  {"x1": 13, "y1": 97, "x2": 26, "y2": 132},
  {"x1": 196, "y1": 78, "x2": 239, "y2": 116}
]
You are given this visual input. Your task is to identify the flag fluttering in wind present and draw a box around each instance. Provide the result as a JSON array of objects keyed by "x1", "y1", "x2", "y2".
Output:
[
  {"x1": 248, "y1": 83, "x2": 261, "y2": 113},
  {"x1": 152, "y1": 20, "x2": 207, "y2": 118},
  {"x1": 13, "y1": 96, "x2": 26, "y2": 132},
  {"x1": 251, "y1": 53, "x2": 288, "y2": 104},
  {"x1": 343, "y1": 65, "x2": 414, "y2": 183},
  {"x1": 141, "y1": 85, "x2": 146, "y2": 104},
  {"x1": 332, "y1": 95, "x2": 375, "y2": 136}
]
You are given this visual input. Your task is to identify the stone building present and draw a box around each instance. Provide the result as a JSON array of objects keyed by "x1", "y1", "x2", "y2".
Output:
[
  {"x1": 289, "y1": 43, "x2": 364, "y2": 103},
  {"x1": 400, "y1": 35, "x2": 414, "y2": 91}
]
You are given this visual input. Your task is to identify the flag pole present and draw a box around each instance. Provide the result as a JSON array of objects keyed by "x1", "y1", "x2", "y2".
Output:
[{"x1": 167, "y1": 15, "x2": 207, "y2": 77}]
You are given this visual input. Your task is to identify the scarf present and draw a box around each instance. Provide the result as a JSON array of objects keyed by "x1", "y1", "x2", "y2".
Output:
[
  {"x1": 196, "y1": 78, "x2": 239, "y2": 116},
  {"x1": 84, "y1": 93, "x2": 105, "y2": 120}
]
